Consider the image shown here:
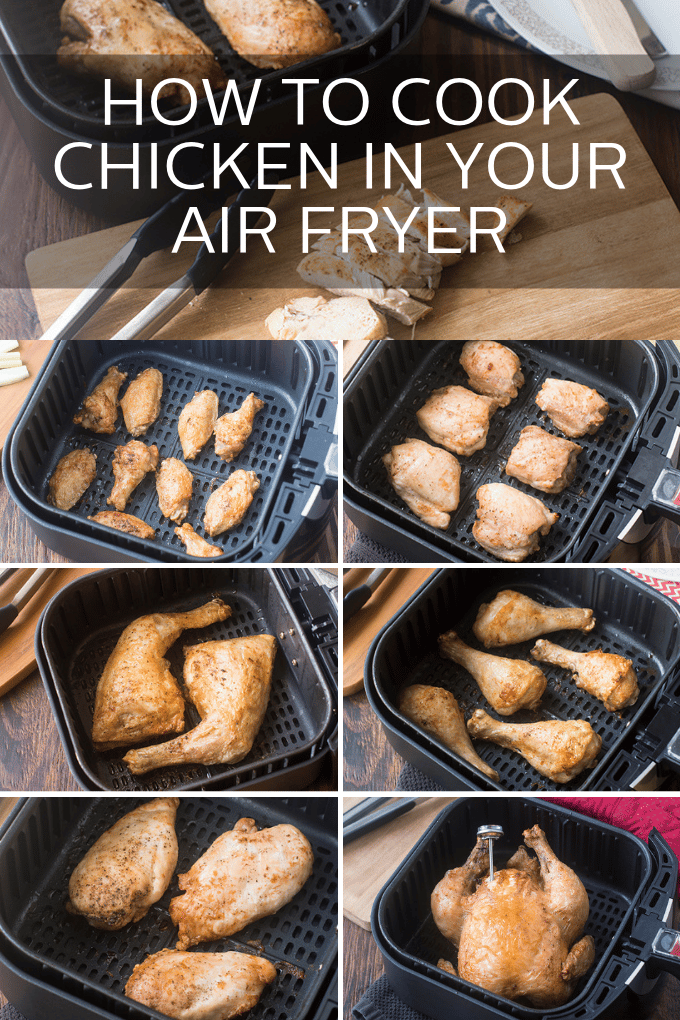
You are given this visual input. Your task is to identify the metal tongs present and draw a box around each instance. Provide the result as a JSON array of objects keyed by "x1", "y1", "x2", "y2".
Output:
[{"x1": 477, "y1": 824, "x2": 504, "y2": 882}]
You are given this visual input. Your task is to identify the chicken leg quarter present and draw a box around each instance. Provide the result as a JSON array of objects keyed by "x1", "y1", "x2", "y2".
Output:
[
  {"x1": 169, "y1": 817, "x2": 314, "y2": 949},
  {"x1": 92, "y1": 599, "x2": 231, "y2": 749},
  {"x1": 439, "y1": 631, "x2": 546, "y2": 715},
  {"x1": 398, "y1": 685, "x2": 498, "y2": 780},
  {"x1": 123, "y1": 635, "x2": 277, "y2": 774},
  {"x1": 67, "y1": 798, "x2": 179, "y2": 930},
  {"x1": 473, "y1": 590, "x2": 595, "y2": 647},
  {"x1": 531, "y1": 639, "x2": 639, "y2": 711}
]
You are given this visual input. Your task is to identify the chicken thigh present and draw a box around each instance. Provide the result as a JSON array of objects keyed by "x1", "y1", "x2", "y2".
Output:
[
  {"x1": 467, "y1": 711, "x2": 602, "y2": 783},
  {"x1": 89, "y1": 510, "x2": 155, "y2": 538},
  {"x1": 473, "y1": 590, "x2": 595, "y2": 647},
  {"x1": 416, "y1": 386, "x2": 499, "y2": 456},
  {"x1": 505, "y1": 426, "x2": 581, "y2": 494},
  {"x1": 73, "y1": 365, "x2": 127, "y2": 434},
  {"x1": 204, "y1": 0, "x2": 341, "y2": 69},
  {"x1": 175, "y1": 523, "x2": 223, "y2": 558},
  {"x1": 179, "y1": 390, "x2": 219, "y2": 460},
  {"x1": 213, "y1": 393, "x2": 264, "y2": 462},
  {"x1": 156, "y1": 457, "x2": 194, "y2": 523},
  {"x1": 48, "y1": 448, "x2": 97, "y2": 510},
  {"x1": 531, "y1": 640, "x2": 639, "y2": 711},
  {"x1": 431, "y1": 826, "x2": 595, "y2": 1007},
  {"x1": 536, "y1": 379, "x2": 609, "y2": 438},
  {"x1": 204, "y1": 471, "x2": 260, "y2": 535},
  {"x1": 67, "y1": 798, "x2": 179, "y2": 930},
  {"x1": 439, "y1": 631, "x2": 546, "y2": 715},
  {"x1": 383, "y1": 439, "x2": 460, "y2": 529},
  {"x1": 126, "y1": 949, "x2": 277, "y2": 1020},
  {"x1": 108, "y1": 440, "x2": 159, "y2": 511},
  {"x1": 459, "y1": 340, "x2": 524, "y2": 406},
  {"x1": 92, "y1": 598, "x2": 231, "y2": 749},
  {"x1": 398, "y1": 685, "x2": 498, "y2": 780},
  {"x1": 124, "y1": 634, "x2": 277, "y2": 774},
  {"x1": 120, "y1": 367, "x2": 163, "y2": 437},
  {"x1": 473, "y1": 483, "x2": 558, "y2": 562},
  {"x1": 169, "y1": 817, "x2": 314, "y2": 949}
]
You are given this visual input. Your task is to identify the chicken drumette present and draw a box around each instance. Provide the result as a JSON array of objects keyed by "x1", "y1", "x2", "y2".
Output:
[
  {"x1": 383, "y1": 438, "x2": 460, "y2": 529},
  {"x1": 416, "y1": 386, "x2": 499, "y2": 456},
  {"x1": 439, "y1": 631, "x2": 546, "y2": 715},
  {"x1": 204, "y1": 0, "x2": 341, "y2": 69},
  {"x1": 156, "y1": 457, "x2": 193, "y2": 523},
  {"x1": 536, "y1": 379, "x2": 609, "y2": 438},
  {"x1": 120, "y1": 367, "x2": 163, "y2": 437},
  {"x1": 73, "y1": 365, "x2": 127, "y2": 434},
  {"x1": 89, "y1": 510, "x2": 155, "y2": 538},
  {"x1": 398, "y1": 685, "x2": 498, "y2": 780},
  {"x1": 48, "y1": 448, "x2": 97, "y2": 510},
  {"x1": 214, "y1": 393, "x2": 264, "y2": 462},
  {"x1": 175, "y1": 523, "x2": 223, "y2": 558},
  {"x1": 204, "y1": 471, "x2": 260, "y2": 535},
  {"x1": 459, "y1": 340, "x2": 524, "y2": 407},
  {"x1": 178, "y1": 389, "x2": 219, "y2": 460},
  {"x1": 473, "y1": 590, "x2": 595, "y2": 647},
  {"x1": 473, "y1": 483, "x2": 558, "y2": 562},
  {"x1": 505, "y1": 426, "x2": 581, "y2": 494},
  {"x1": 108, "y1": 440, "x2": 159, "y2": 511},
  {"x1": 531, "y1": 640, "x2": 639, "y2": 711}
]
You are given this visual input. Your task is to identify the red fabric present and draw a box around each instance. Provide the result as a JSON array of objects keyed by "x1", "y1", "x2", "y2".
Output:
[
  {"x1": 546, "y1": 797, "x2": 680, "y2": 892},
  {"x1": 623, "y1": 568, "x2": 680, "y2": 604}
]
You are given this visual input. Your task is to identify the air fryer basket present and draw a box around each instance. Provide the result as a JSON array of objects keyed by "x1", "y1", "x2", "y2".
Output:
[
  {"x1": 343, "y1": 329, "x2": 659, "y2": 562},
  {"x1": 37, "y1": 568, "x2": 334, "y2": 791},
  {"x1": 366, "y1": 568, "x2": 680, "y2": 792},
  {"x1": 0, "y1": 797, "x2": 337, "y2": 1020},
  {"x1": 372, "y1": 798, "x2": 679, "y2": 1020}
]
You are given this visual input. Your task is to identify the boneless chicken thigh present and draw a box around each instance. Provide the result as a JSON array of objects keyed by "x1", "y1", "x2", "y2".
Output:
[
  {"x1": 459, "y1": 340, "x2": 524, "y2": 407},
  {"x1": 416, "y1": 386, "x2": 499, "y2": 456},
  {"x1": 383, "y1": 438, "x2": 460, "y2": 528},
  {"x1": 473, "y1": 483, "x2": 558, "y2": 561},
  {"x1": 536, "y1": 379, "x2": 609, "y2": 438},
  {"x1": 505, "y1": 426, "x2": 581, "y2": 494}
]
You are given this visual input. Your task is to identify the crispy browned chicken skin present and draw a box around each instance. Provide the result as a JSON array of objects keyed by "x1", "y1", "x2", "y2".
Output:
[
  {"x1": 120, "y1": 367, "x2": 163, "y2": 438},
  {"x1": 175, "y1": 523, "x2": 223, "y2": 558},
  {"x1": 156, "y1": 457, "x2": 193, "y2": 523},
  {"x1": 205, "y1": 0, "x2": 341, "y2": 69},
  {"x1": 73, "y1": 365, "x2": 127, "y2": 434},
  {"x1": 89, "y1": 510, "x2": 155, "y2": 538},
  {"x1": 178, "y1": 390, "x2": 219, "y2": 461},
  {"x1": 473, "y1": 590, "x2": 595, "y2": 647},
  {"x1": 531, "y1": 639, "x2": 639, "y2": 711},
  {"x1": 204, "y1": 470, "x2": 260, "y2": 535},
  {"x1": 109, "y1": 440, "x2": 159, "y2": 511},
  {"x1": 473, "y1": 483, "x2": 558, "y2": 562},
  {"x1": 48, "y1": 448, "x2": 97, "y2": 510},
  {"x1": 398, "y1": 685, "x2": 498, "y2": 780},
  {"x1": 214, "y1": 393, "x2": 264, "y2": 462},
  {"x1": 439, "y1": 630, "x2": 546, "y2": 715}
]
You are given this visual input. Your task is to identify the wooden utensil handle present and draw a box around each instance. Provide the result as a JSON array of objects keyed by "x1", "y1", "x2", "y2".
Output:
[{"x1": 570, "y1": 0, "x2": 657, "y2": 91}]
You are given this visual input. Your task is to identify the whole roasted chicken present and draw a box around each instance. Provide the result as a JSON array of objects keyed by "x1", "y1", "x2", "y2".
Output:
[{"x1": 432, "y1": 825, "x2": 595, "y2": 1007}]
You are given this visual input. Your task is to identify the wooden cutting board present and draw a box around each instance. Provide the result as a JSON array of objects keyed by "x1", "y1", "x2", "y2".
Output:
[
  {"x1": 12, "y1": 92, "x2": 680, "y2": 454},
  {"x1": 343, "y1": 568, "x2": 435, "y2": 696},
  {"x1": 343, "y1": 796, "x2": 457, "y2": 929},
  {"x1": 0, "y1": 567, "x2": 95, "y2": 696}
]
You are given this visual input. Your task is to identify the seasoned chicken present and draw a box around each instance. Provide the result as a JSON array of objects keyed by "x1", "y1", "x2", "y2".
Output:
[
  {"x1": 175, "y1": 523, "x2": 223, "y2": 558},
  {"x1": 126, "y1": 949, "x2": 277, "y2": 1020},
  {"x1": 214, "y1": 393, "x2": 264, "y2": 462},
  {"x1": 496, "y1": 195, "x2": 533, "y2": 242},
  {"x1": 204, "y1": 470, "x2": 260, "y2": 536},
  {"x1": 89, "y1": 510, "x2": 155, "y2": 538},
  {"x1": 205, "y1": 0, "x2": 340, "y2": 69},
  {"x1": 467, "y1": 710, "x2": 602, "y2": 783},
  {"x1": 473, "y1": 590, "x2": 595, "y2": 648},
  {"x1": 120, "y1": 367, "x2": 163, "y2": 437},
  {"x1": 398, "y1": 685, "x2": 498, "y2": 780},
  {"x1": 531, "y1": 639, "x2": 639, "y2": 711},
  {"x1": 505, "y1": 426, "x2": 581, "y2": 494},
  {"x1": 432, "y1": 825, "x2": 595, "y2": 1007},
  {"x1": 73, "y1": 365, "x2": 127, "y2": 434},
  {"x1": 66, "y1": 798, "x2": 179, "y2": 930},
  {"x1": 377, "y1": 186, "x2": 470, "y2": 264},
  {"x1": 473, "y1": 483, "x2": 558, "y2": 562},
  {"x1": 459, "y1": 340, "x2": 524, "y2": 407},
  {"x1": 48, "y1": 448, "x2": 97, "y2": 510},
  {"x1": 179, "y1": 390, "x2": 219, "y2": 461},
  {"x1": 92, "y1": 598, "x2": 231, "y2": 749},
  {"x1": 124, "y1": 634, "x2": 277, "y2": 774},
  {"x1": 417, "y1": 386, "x2": 499, "y2": 456},
  {"x1": 383, "y1": 438, "x2": 460, "y2": 529},
  {"x1": 58, "y1": 0, "x2": 227, "y2": 104},
  {"x1": 108, "y1": 440, "x2": 159, "y2": 511},
  {"x1": 169, "y1": 817, "x2": 314, "y2": 949},
  {"x1": 439, "y1": 630, "x2": 546, "y2": 715},
  {"x1": 536, "y1": 379, "x2": 609, "y2": 438},
  {"x1": 314, "y1": 222, "x2": 441, "y2": 295},
  {"x1": 157, "y1": 457, "x2": 193, "y2": 523}
]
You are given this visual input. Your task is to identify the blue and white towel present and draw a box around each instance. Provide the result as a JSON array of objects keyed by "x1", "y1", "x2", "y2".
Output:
[{"x1": 429, "y1": 0, "x2": 531, "y2": 48}]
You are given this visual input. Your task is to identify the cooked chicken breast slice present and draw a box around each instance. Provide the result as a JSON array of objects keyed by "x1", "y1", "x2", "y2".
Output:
[
  {"x1": 383, "y1": 438, "x2": 460, "y2": 528},
  {"x1": 48, "y1": 448, "x2": 97, "y2": 510},
  {"x1": 376, "y1": 193, "x2": 464, "y2": 267},
  {"x1": 497, "y1": 195, "x2": 533, "y2": 242},
  {"x1": 204, "y1": 0, "x2": 340, "y2": 69},
  {"x1": 73, "y1": 365, "x2": 127, "y2": 434}
]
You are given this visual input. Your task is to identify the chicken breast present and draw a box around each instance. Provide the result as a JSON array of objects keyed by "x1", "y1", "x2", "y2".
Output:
[
  {"x1": 473, "y1": 483, "x2": 559, "y2": 562},
  {"x1": 169, "y1": 817, "x2": 314, "y2": 949},
  {"x1": 108, "y1": 440, "x2": 159, "y2": 511},
  {"x1": 205, "y1": 0, "x2": 340, "y2": 69},
  {"x1": 214, "y1": 393, "x2": 264, "y2": 462},
  {"x1": 179, "y1": 390, "x2": 219, "y2": 461},
  {"x1": 383, "y1": 438, "x2": 460, "y2": 529},
  {"x1": 204, "y1": 471, "x2": 260, "y2": 535},
  {"x1": 73, "y1": 365, "x2": 127, "y2": 434},
  {"x1": 88, "y1": 510, "x2": 155, "y2": 538},
  {"x1": 175, "y1": 523, "x2": 223, "y2": 558},
  {"x1": 120, "y1": 367, "x2": 163, "y2": 437},
  {"x1": 417, "y1": 386, "x2": 499, "y2": 456},
  {"x1": 67, "y1": 798, "x2": 179, "y2": 930},
  {"x1": 48, "y1": 448, "x2": 97, "y2": 510},
  {"x1": 157, "y1": 457, "x2": 194, "y2": 523}
]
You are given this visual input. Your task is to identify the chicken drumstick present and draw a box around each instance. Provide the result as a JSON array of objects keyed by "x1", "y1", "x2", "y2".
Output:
[
  {"x1": 438, "y1": 631, "x2": 546, "y2": 715},
  {"x1": 473, "y1": 590, "x2": 595, "y2": 647},
  {"x1": 531, "y1": 639, "x2": 639, "y2": 711}
]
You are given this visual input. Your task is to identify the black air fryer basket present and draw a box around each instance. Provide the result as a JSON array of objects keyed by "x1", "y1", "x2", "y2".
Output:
[
  {"x1": 36, "y1": 567, "x2": 335, "y2": 791},
  {"x1": 372, "y1": 798, "x2": 680, "y2": 1020},
  {"x1": 365, "y1": 568, "x2": 680, "y2": 792},
  {"x1": 344, "y1": 327, "x2": 680, "y2": 563},
  {"x1": 0, "y1": 797, "x2": 337, "y2": 1020}
]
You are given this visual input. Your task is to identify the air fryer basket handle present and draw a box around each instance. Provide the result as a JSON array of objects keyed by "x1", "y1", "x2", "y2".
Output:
[{"x1": 647, "y1": 928, "x2": 680, "y2": 978}]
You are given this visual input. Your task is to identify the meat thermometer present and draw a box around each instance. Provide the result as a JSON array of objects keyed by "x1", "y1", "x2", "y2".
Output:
[{"x1": 477, "y1": 824, "x2": 504, "y2": 881}]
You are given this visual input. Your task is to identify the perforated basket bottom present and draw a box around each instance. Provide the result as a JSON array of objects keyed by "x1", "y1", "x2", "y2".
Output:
[
  {"x1": 353, "y1": 340, "x2": 638, "y2": 563},
  {"x1": 10, "y1": 799, "x2": 337, "y2": 1020},
  {"x1": 384, "y1": 580, "x2": 662, "y2": 793},
  {"x1": 33, "y1": 351, "x2": 297, "y2": 558}
]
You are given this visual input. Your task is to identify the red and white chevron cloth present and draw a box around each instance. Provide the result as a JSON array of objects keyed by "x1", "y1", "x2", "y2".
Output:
[{"x1": 624, "y1": 569, "x2": 680, "y2": 603}]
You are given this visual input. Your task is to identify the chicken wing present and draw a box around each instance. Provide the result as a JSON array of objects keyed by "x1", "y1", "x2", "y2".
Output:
[
  {"x1": 505, "y1": 426, "x2": 581, "y2": 494},
  {"x1": 473, "y1": 590, "x2": 595, "y2": 647},
  {"x1": 205, "y1": 0, "x2": 341, "y2": 69},
  {"x1": 473, "y1": 483, "x2": 558, "y2": 561},
  {"x1": 535, "y1": 379, "x2": 609, "y2": 438},
  {"x1": 89, "y1": 510, "x2": 155, "y2": 538},
  {"x1": 157, "y1": 458, "x2": 194, "y2": 523},
  {"x1": 416, "y1": 386, "x2": 499, "y2": 456},
  {"x1": 66, "y1": 798, "x2": 179, "y2": 930},
  {"x1": 214, "y1": 393, "x2": 264, "y2": 462},
  {"x1": 124, "y1": 634, "x2": 276, "y2": 774},
  {"x1": 120, "y1": 367, "x2": 163, "y2": 437},
  {"x1": 175, "y1": 523, "x2": 223, "y2": 558},
  {"x1": 459, "y1": 340, "x2": 524, "y2": 406},
  {"x1": 178, "y1": 390, "x2": 219, "y2": 460},
  {"x1": 204, "y1": 471, "x2": 260, "y2": 535},
  {"x1": 92, "y1": 598, "x2": 231, "y2": 749},
  {"x1": 531, "y1": 639, "x2": 639, "y2": 711},
  {"x1": 439, "y1": 630, "x2": 546, "y2": 715},
  {"x1": 73, "y1": 365, "x2": 127, "y2": 434},
  {"x1": 58, "y1": 0, "x2": 227, "y2": 103},
  {"x1": 126, "y1": 949, "x2": 277, "y2": 1020},
  {"x1": 48, "y1": 448, "x2": 97, "y2": 510},
  {"x1": 398, "y1": 685, "x2": 498, "y2": 780},
  {"x1": 169, "y1": 817, "x2": 314, "y2": 949},
  {"x1": 108, "y1": 440, "x2": 159, "y2": 511},
  {"x1": 383, "y1": 438, "x2": 460, "y2": 529}
]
